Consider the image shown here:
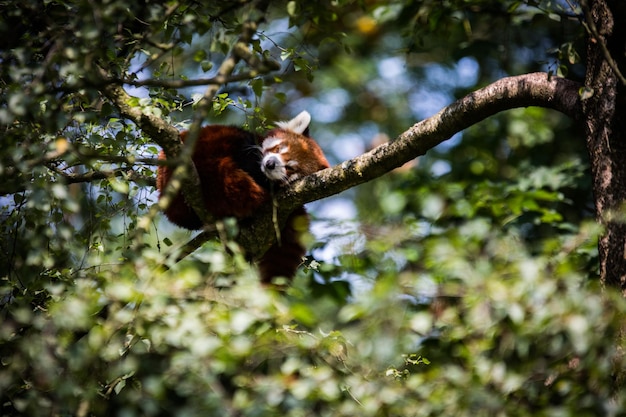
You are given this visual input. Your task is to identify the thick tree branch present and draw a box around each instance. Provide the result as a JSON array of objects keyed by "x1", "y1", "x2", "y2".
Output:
[
  {"x1": 101, "y1": 82, "x2": 181, "y2": 155},
  {"x1": 101, "y1": 80, "x2": 203, "y2": 240},
  {"x1": 177, "y1": 72, "x2": 583, "y2": 261},
  {"x1": 582, "y1": 0, "x2": 626, "y2": 288},
  {"x1": 286, "y1": 72, "x2": 582, "y2": 207}
]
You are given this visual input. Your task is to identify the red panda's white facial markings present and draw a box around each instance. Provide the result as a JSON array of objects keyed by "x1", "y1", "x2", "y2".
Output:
[
  {"x1": 260, "y1": 111, "x2": 315, "y2": 183},
  {"x1": 260, "y1": 137, "x2": 306, "y2": 182},
  {"x1": 261, "y1": 136, "x2": 289, "y2": 182}
]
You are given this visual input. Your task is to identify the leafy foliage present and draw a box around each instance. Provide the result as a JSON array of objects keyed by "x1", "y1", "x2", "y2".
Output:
[
  {"x1": 3, "y1": 218, "x2": 624, "y2": 416},
  {"x1": 1, "y1": 0, "x2": 623, "y2": 416}
]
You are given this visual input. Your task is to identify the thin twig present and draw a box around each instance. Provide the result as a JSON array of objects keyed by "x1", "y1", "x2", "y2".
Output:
[{"x1": 47, "y1": 165, "x2": 155, "y2": 187}]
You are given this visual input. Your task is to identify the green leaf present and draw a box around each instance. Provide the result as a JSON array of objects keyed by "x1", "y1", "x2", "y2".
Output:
[{"x1": 250, "y1": 78, "x2": 264, "y2": 97}]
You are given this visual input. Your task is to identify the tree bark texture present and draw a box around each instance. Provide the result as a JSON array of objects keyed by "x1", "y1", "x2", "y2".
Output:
[{"x1": 583, "y1": 0, "x2": 626, "y2": 290}]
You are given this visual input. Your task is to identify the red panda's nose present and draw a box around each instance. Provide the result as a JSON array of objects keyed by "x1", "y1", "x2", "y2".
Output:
[
  {"x1": 264, "y1": 155, "x2": 282, "y2": 171},
  {"x1": 265, "y1": 158, "x2": 276, "y2": 170}
]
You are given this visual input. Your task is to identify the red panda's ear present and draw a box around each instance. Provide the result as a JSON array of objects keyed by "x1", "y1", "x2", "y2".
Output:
[{"x1": 277, "y1": 111, "x2": 311, "y2": 136}]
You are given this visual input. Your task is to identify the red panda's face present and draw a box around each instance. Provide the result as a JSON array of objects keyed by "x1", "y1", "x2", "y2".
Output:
[
  {"x1": 260, "y1": 111, "x2": 329, "y2": 183},
  {"x1": 261, "y1": 136, "x2": 297, "y2": 182}
]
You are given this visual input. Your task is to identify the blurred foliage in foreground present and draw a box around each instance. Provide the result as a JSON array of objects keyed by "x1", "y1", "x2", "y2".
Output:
[
  {"x1": 2, "y1": 0, "x2": 625, "y2": 415},
  {"x1": 2, "y1": 216, "x2": 625, "y2": 416}
]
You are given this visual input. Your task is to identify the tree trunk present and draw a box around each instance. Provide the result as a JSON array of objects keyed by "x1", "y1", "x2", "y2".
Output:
[{"x1": 583, "y1": 0, "x2": 626, "y2": 290}]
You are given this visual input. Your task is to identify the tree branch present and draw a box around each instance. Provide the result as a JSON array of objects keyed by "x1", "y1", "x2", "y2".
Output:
[
  {"x1": 48, "y1": 165, "x2": 156, "y2": 187},
  {"x1": 0, "y1": 141, "x2": 161, "y2": 196},
  {"x1": 286, "y1": 72, "x2": 583, "y2": 206},
  {"x1": 174, "y1": 72, "x2": 583, "y2": 261},
  {"x1": 119, "y1": 56, "x2": 280, "y2": 89},
  {"x1": 118, "y1": 71, "x2": 268, "y2": 88},
  {"x1": 101, "y1": 82, "x2": 181, "y2": 156}
]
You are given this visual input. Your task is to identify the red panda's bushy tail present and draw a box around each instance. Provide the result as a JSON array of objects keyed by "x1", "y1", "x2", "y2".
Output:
[{"x1": 258, "y1": 206, "x2": 309, "y2": 283}]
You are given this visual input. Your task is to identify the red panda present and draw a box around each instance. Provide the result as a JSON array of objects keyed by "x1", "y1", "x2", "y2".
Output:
[{"x1": 156, "y1": 111, "x2": 329, "y2": 283}]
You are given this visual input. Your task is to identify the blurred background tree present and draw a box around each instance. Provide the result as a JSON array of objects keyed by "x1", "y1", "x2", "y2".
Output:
[{"x1": 1, "y1": 0, "x2": 625, "y2": 416}]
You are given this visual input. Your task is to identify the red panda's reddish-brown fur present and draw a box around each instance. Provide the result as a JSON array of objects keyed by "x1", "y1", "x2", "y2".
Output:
[
  {"x1": 156, "y1": 125, "x2": 267, "y2": 230},
  {"x1": 156, "y1": 111, "x2": 329, "y2": 283}
]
